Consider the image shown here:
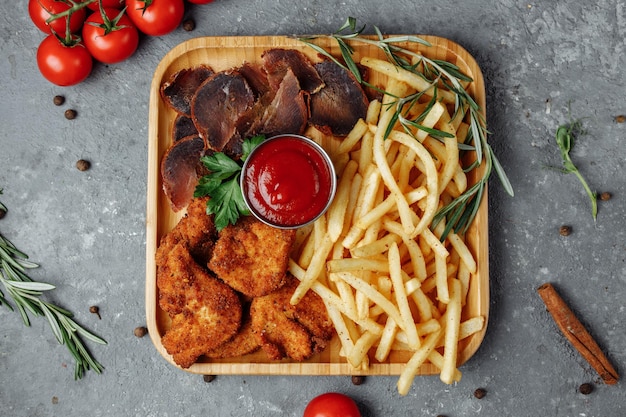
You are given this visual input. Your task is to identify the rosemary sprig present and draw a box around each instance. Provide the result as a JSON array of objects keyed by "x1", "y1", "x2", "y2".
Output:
[
  {"x1": 299, "y1": 17, "x2": 514, "y2": 240},
  {"x1": 0, "y1": 195, "x2": 106, "y2": 379},
  {"x1": 554, "y1": 120, "x2": 597, "y2": 220}
]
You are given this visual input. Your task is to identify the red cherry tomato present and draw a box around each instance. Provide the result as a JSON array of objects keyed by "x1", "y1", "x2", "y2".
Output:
[
  {"x1": 28, "y1": 0, "x2": 87, "y2": 34},
  {"x1": 36, "y1": 34, "x2": 93, "y2": 86},
  {"x1": 125, "y1": 0, "x2": 184, "y2": 36},
  {"x1": 87, "y1": 0, "x2": 124, "y2": 11},
  {"x1": 82, "y1": 8, "x2": 139, "y2": 64},
  {"x1": 303, "y1": 393, "x2": 361, "y2": 417},
  {"x1": 186, "y1": 0, "x2": 214, "y2": 3}
]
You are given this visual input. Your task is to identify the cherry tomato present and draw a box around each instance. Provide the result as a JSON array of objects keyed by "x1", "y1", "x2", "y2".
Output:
[
  {"x1": 82, "y1": 8, "x2": 139, "y2": 64},
  {"x1": 186, "y1": 0, "x2": 214, "y2": 3},
  {"x1": 87, "y1": 0, "x2": 124, "y2": 11},
  {"x1": 36, "y1": 34, "x2": 93, "y2": 86},
  {"x1": 303, "y1": 393, "x2": 361, "y2": 417},
  {"x1": 125, "y1": 0, "x2": 184, "y2": 36},
  {"x1": 28, "y1": 0, "x2": 87, "y2": 35}
]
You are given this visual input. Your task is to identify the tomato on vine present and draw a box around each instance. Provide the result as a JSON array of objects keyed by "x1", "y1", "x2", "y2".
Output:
[
  {"x1": 82, "y1": 8, "x2": 139, "y2": 64},
  {"x1": 86, "y1": 0, "x2": 124, "y2": 11},
  {"x1": 125, "y1": 0, "x2": 185, "y2": 36},
  {"x1": 36, "y1": 34, "x2": 93, "y2": 86},
  {"x1": 29, "y1": 0, "x2": 87, "y2": 35}
]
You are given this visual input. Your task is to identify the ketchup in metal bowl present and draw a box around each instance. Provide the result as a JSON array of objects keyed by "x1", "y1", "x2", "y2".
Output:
[{"x1": 241, "y1": 134, "x2": 337, "y2": 229}]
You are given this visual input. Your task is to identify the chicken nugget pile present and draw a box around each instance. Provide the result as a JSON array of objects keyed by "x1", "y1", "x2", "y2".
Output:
[{"x1": 155, "y1": 197, "x2": 333, "y2": 368}]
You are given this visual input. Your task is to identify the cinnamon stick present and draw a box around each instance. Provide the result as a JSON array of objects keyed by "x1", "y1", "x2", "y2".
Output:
[{"x1": 537, "y1": 283, "x2": 619, "y2": 385}]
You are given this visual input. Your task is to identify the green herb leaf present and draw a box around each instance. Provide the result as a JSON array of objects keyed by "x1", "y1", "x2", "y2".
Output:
[
  {"x1": 554, "y1": 120, "x2": 597, "y2": 220},
  {"x1": 195, "y1": 137, "x2": 263, "y2": 231},
  {"x1": 199, "y1": 153, "x2": 242, "y2": 180},
  {"x1": 242, "y1": 135, "x2": 265, "y2": 161}
]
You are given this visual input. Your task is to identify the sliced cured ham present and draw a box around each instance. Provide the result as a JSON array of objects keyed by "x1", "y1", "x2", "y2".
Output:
[
  {"x1": 191, "y1": 70, "x2": 255, "y2": 153},
  {"x1": 160, "y1": 135, "x2": 208, "y2": 212},
  {"x1": 256, "y1": 68, "x2": 309, "y2": 138},
  {"x1": 160, "y1": 65, "x2": 214, "y2": 116},
  {"x1": 172, "y1": 114, "x2": 198, "y2": 142},
  {"x1": 261, "y1": 48, "x2": 325, "y2": 94},
  {"x1": 309, "y1": 60, "x2": 369, "y2": 136}
]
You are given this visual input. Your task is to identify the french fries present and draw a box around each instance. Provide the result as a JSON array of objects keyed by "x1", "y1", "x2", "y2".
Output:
[{"x1": 289, "y1": 53, "x2": 486, "y2": 395}]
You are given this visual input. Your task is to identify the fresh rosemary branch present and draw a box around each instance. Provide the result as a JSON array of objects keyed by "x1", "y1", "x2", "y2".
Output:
[
  {"x1": 299, "y1": 17, "x2": 514, "y2": 240},
  {"x1": 555, "y1": 120, "x2": 597, "y2": 220},
  {"x1": 0, "y1": 196, "x2": 106, "y2": 379}
]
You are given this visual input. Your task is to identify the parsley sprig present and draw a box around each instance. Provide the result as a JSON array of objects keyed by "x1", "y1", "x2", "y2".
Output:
[
  {"x1": 299, "y1": 17, "x2": 514, "y2": 240},
  {"x1": 194, "y1": 136, "x2": 265, "y2": 231},
  {"x1": 0, "y1": 191, "x2": 106, "y2": 379}
]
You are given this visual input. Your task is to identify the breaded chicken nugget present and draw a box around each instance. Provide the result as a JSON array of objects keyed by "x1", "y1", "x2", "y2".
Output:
[
  {"x1": 250, "y1": 274, "x2": 333, "y2": 361},
  {"x1": 156, "y1": 197, "x2": 217, "y2": 266},
  {"x1": 157, "y1": 242, "x2": 242, "y2": 368},
  {"x1": 205, "y1": 309, "x2": 260, "y2": 359},
  {"x1": 208, "y1": 216, "x2": 296, "y2": 297}
]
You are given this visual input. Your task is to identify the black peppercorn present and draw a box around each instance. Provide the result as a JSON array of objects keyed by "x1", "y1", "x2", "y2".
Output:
[
  {"x1": 64, "y1": 109, "x2": 77, "y2": 120},
  {"x1": 203, "y1": 374, "x2": 216, "y2": 383},
  {"x1": 53, "y1": 95, "x2": 65, "y2": 106},
  {"x1": 351, "y1": 375, "x2": 365, "y2": 385},
  {"x1": 599, "y1": 192, "x2": 612, "y2": 201},
  {"x1": 134, "y1": 326, "x2": 148, "y2": 338},
  {"x1": 183, "y1": 18, "x2": 195, "y2": 31},
  {"x1": 89, "y1": 305, "x2": 101, "y2": 319},
  {"x1": 76, "y1": 159, "x2": 91, "y2": 171},
  {"x1": 473, "y1": 388, "x2": 487, "y2": 399},
  {"x1": 579, "y1": 382, "x2": 593, "y2": 395},
  {"x1": 559, "y1": 225, "x2": 572, "y2": 236}
]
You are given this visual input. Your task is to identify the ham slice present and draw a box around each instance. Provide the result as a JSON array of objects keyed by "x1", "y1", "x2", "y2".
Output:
[
  {"x1": 161, "y1": 135, "x2": 208, "y2": 212},
  {"x1": 191, "y1": 70, "x2": 255, "y2": 153},
  {"x1": 160, "y1": 65, "x2": 214, "y2": 117},
  {"x1": 262, "y1": 48, "x2": 325, "y2": 94},
  {"x1": 309, "y1": 60, "x2": 369, "y2": 136}
]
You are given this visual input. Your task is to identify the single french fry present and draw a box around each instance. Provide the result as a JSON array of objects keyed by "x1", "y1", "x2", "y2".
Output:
[
  {"x1": 327, "y1": 258, "x2": 389, "y2": 274},
  {"x1": 338, "y1": 118, "x2": 369, "y2": 154},
  {"x1": 374, "y1": 317, "x2": 398, "y2": 362},
  {"x1": 347, "y1": 330, "x2": 379, "y2": 368},
  {"x1": 428, "y1": 350, "x2": 462, "y2": 383},
  {"x1": 358, "y1": 131, "x2": 374, "y2": 175},
  {"x1": 446, "y1": 232, "x2": 477, "y2": 274},
  {"x1": 350, "y1": 233, "x2": 402, "y2": 258},
  {"x1": 389, "y1": 242, "x2": 420, "y2": 349},
  {"x1": 365, "y1": 99, "x2": 382, "y2": 124},
  {"x1": 440, "y1": 278, "x2": 462, "y2": 384},
  {"x1": 397, "y1": 328, "x2": 443, "y2": 396},
  {"x1": 327, "y1": 160, "x2": 358, "y2": 242}
]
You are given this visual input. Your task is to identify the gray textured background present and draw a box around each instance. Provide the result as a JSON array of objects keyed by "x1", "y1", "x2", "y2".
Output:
[{"x1": 1, "y1": 1, "x2": 624, "y2": 416}]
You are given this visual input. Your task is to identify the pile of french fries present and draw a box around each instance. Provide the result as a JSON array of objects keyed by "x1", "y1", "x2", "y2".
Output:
[{"x1": 289, "y1": 56, "x2": 485, "y2": 395}]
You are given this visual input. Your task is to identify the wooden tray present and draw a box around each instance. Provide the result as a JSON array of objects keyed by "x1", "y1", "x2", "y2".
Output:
[{"x1": 145, "y1": 35, "x2": 489, "y2": 376}]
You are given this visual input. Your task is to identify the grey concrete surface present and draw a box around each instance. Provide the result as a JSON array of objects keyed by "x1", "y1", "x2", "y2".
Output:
[{"x1": 1, "y1": 1, "x2": 625, "y2": 416}]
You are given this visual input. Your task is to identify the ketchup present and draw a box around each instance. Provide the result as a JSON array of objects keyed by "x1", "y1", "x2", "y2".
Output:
[{"x1": 242, "y1": 135, "x2": 335, "y2": 228}]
